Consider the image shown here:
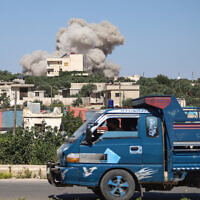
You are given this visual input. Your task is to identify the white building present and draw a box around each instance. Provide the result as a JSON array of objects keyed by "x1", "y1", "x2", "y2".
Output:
[
  {"x1": 123, "y1": 75, "x2": 140, "y2": 82},
  {"x1": 0, "y1": 79, "x2": 34, "y2": 106},
  {"x1": 46, "y1": 54, "x2": 83, "y2": 77},
  {"x1": 23, "y1": 103, "x2": 63, "y2": 130}
]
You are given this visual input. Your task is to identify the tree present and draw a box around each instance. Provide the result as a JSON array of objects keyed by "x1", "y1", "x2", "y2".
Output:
[
  {"x1": 172, "y1": 79, "x2": 192, "y2": 97},
  {"x1": 72, "y1": 96, "x2": 83, "y2": 107},
  {"x1": 79, "y1": 84, "x2": 97, "y2": 97},
  {"x1": 156, "y1": 74, "x2": 171, "y2": 86},
  {"x1": 0, "y1": 94, "x2": 10, "y2": 108},
  {"x1": 0, "y1": 108, "x2": 83, "y2": 164},
  {"x1": 122, "y1": 98, "x2": 132, "y2": 108},
  {"x1": 0, "y1": 70, "x2": 17, "y2": 81},
  {"x1": 61, "y1": 108, "x2": 83, "y2": 137},
  {"x1": 50, "y1": 100, "x2": 65, "y2": 113}
]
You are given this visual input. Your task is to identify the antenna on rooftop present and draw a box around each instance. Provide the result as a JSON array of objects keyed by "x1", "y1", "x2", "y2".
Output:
[
  {"x1": 192, "y1": 72, "x2": 194, "y2": 82},
  {"x1": 177, "y1": 73, "x2": 181, "y2": 80}
]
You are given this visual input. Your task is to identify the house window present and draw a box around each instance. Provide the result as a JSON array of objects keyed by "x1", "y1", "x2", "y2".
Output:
[
  {"x1": 20, "y1": 88, "x2": 28, "y2": 100},
  {"x1": 115, "y1": 93, "x2": 121, "y2": 97},
  {"x1": 35, "y1": 92, "x2": 39, "y2": 97}
]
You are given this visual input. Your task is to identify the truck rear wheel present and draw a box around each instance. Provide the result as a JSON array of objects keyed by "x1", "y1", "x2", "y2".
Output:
[{"x1": 100, "y1": 169, "x2": 135, "y2": 200}]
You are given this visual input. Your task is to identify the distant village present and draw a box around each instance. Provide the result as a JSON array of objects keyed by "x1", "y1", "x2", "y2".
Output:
[
  {"x1": 1, "y1": 53, "x2": 199, "y2": 132},
  {"x1": 0, "y1": 53, "x2": 141, "y2": 131}
]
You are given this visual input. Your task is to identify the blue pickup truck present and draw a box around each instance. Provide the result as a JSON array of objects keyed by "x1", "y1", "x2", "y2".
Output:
[{"x1": 47, "y1": 95, "x2": 200, "y2": 200}]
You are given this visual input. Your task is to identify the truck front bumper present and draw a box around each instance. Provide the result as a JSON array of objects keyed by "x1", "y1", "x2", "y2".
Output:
[
  {"x1": 46, "y1": 161, "x2": 72, "y2": 187},
  {"x1": 46, "y1": 161, "x2": 61, "y2": 186}
]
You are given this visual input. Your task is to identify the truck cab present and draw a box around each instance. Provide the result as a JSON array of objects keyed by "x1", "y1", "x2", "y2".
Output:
[{"x1": 47, "y1": 95, "x2": 200, "y2": 200}]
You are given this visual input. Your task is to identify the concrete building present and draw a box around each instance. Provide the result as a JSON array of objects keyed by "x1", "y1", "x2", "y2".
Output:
[
  {"x1": 46, "y1": 54, "x2": 83, "y2": 77},
  {"x1": 123, "y1": 75, "x2": 140, "y2": 82},
  {"x1": 0, "y1": 78, "x2": 139, "y2": 109},
  {"x1": 70, "y1": 82, "x2": 140, "y2": 108},
  {"x1": 70, "y1": 82, "x2": 105, "y2": 96},
  {"x1": 0, "y1": 79, "x2": 34, "y2": 106},
  {"x1": 23, "y1": 103, "x2": 63, "y2": 130},
  {"x1": 104, "y1": 82, "x2": 140, "y2": 107}
]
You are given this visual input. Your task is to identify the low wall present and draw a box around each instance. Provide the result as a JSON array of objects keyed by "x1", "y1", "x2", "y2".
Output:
[{"x1": 0, "y1": 165, "x2": 46, "y2": 179}]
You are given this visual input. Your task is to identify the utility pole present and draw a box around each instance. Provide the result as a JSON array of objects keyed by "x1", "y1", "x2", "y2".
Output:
[
  {"x1": 50, "y1": 86, "x2": 53, "y2": 106},
  {"x1": 13, "y1": 89, "x2": 17, "y2": 135},
  {"x1": 192, "y1": 72, "x2": 194, "y2": 82},
  {"x1": 119, "y1": 81, "x2": 121, "y2": 107}
]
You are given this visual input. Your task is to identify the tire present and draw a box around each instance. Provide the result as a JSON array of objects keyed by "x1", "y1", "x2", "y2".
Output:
[{"x1": 100, "y1": 169, "x2": 135, "y2": 200}]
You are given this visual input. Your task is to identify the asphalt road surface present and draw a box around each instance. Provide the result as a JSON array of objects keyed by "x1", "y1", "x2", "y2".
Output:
[{"x1": 0, "y1": 179, "x2": 200, "y2": 200}]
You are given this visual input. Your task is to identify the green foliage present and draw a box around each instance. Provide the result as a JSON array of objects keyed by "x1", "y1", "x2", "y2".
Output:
[
  {"x1": 72, "y1": 96, "x2": 83, "y2": 107},
  {"x1": 61, "y1": 108, "x2": 83, "y2": 137},
  {"x1": 79, "y1": 84, "x2": 97, "y2": 97},
  {"x1": 24, "y1": 72, "x2": 109, "y2": 98},
  {"x1": 0, "y1": 125, "x2": 64, "y2": 165},
  {"x1": 0, "y1": 172, "x2": 12, "y2": 179},
  {"x1": 24, "y1": 75, "x2": 71, "y2": 97},
  {"x1": 156, "y1": 74, "x2": 171, "y2": 86},
  {"x1": 122, "y1": 98, "x2": 132, "y2": 108},
  {"x1": 59, "y1": 71, "x2": 110, "y2": 83},
  {"x1": 50, "y1": 100, "x2": 65, "y2": 112},
  {"x1": 16, "y1": 169, "x2": 32, "y2": 179},
  {"x1": 0, "y1": 93, "x2": 10, "y2": 108},
  {"x1": 0, "y1": 70, "x2": 18, "y2": 81},
  {"x1": 138, "y1": 75, "x2": 200, "y2": 107},
  {"x1": 0, "y1": 109, "x2": 83, "y2": 164}
]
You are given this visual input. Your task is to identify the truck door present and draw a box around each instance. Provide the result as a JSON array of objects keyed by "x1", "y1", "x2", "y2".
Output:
[
  {"x1": 79, "y1": 115, "x2": 143, "y2": 184},
  {"x1": 140, "y1": 114, "x2": 165, "y2": 182},
  {"x1": 79, "y1": 115, "x2": 142, "y2": 164}
]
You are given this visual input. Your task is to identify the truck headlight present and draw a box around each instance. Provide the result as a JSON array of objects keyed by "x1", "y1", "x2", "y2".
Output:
[{"x1": 66, "y1": 153, "x2": 80, "y2": 163}]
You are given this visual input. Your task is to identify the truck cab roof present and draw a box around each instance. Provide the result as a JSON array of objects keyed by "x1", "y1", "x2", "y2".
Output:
[{"x1": 104, "y1": 108, "x2": 150, "y2": 115}]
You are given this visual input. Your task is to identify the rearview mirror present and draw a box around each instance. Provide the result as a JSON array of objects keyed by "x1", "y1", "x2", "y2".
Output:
[{"x1": 82, "y1": 127, "x2": 92, "y2": 145}]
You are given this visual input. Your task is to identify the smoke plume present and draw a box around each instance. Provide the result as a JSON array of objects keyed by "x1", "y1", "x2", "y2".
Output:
[{"x1": 20, "y1": 18, "x2": 124, "y2": 77}]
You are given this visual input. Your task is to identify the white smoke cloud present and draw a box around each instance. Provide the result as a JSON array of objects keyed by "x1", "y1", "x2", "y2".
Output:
[
  {"x1": 20, "y1": 18, "x2": 124, "y2": 77},
  {"x1": 20, "y1": 50, "x2": 50, "y2": 76}
]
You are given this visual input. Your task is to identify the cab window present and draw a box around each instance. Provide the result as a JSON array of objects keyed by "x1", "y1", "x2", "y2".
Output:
[{"x1": 92, "y1": 117, "x2": 139, "y2": 142}]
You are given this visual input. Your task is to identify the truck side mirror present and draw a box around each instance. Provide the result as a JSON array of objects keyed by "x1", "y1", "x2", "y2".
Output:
[
  {"x1": 85, "y1": 127, "x2": 92, "y2": 145},
  {"x1": 81, "y1": 127, "x2": 92, "y2": 145}
]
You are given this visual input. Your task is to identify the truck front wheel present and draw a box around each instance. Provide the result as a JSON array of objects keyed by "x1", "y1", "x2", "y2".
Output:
[{"x1": 100, "y1": 169, "x2": 135, "y2": 200}]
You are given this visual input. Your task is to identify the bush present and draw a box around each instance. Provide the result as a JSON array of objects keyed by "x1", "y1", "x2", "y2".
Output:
[
  {"x1": 0, "y1": 126, "x2": 64, "y2": 165},
  {"x1": 0, "y1": 109, "x2": 83, "y2": 164},
  {"x1": 61, "y1": 108, "x2": 83, "y2": 137},
  {"x1": 0, "y1": 172, "x2": 12, "y2": 179},
  {"x1": 122, "y1": 98, "x2": 132, "y2": 108}
]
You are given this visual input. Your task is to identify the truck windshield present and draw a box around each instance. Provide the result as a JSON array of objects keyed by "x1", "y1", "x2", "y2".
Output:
[{"x1": 71, "y1": 112, "x2": 102, "y2": 139}]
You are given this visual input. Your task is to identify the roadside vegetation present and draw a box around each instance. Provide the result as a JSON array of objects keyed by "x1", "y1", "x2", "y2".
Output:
[
  {"x1": 138, "y1": 74, "x2": 200, "y2": 107},
  {"x1": 0, "y1": 109, "x2": 82, "y2": 165},
  {"x1": 0, "y1": 172, "x2": 12, "y2": 179}
]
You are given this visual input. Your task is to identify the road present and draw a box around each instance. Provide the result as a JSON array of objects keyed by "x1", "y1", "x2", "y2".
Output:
[{"x1": 0, "y1": 179, "x2": 200, "y2": 200}]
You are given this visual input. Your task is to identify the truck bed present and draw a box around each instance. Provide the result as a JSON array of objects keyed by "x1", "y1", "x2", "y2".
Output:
[{"x1": 172, "y1": 121, "x2": 200, "y2": 171}]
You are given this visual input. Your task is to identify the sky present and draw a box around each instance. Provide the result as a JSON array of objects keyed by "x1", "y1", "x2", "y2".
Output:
[{"x1": 1, "y1": 0, "x2": 200, "y2": 79}]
